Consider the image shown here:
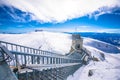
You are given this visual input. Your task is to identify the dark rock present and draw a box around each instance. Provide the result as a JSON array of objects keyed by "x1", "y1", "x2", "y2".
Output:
[{"x1": 88, "y1": 70, "x2": 94, "y2": 77}]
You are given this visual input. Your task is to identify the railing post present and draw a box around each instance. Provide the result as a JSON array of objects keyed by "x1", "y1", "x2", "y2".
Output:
[
  {"x1": 11, "y1": 44, "x2": 13, "y2": 51},
  {"x1": 24, "y1": 47, "x2": 25, "y2": 53},
  {"x1": 26, "y1": 71, "x2": 28, "y2": 80},
  {"x1": 21, "y1": 55, "x2": 24, "y2": 65},
  {"x1": 60, "y1": 58, "x2": 61, "y2": 64},
  {"x1": 16, "y1": 45, "x2": 18, "y2": 51},
  {"x1": 47, "y1": 57, "x2": 49, "y2": 64},
  {"x1": 30, "y1": 48, "x2": 32, "y2": 53},
  {"x1": 27, "y1": 48, "x2": 29, "y2": 53},
  {"x1": 53, "y1": 58, "x2": 55, "y2": 64},
  {"x1": 59, "y1": 58, "x2": 61, "y2": 64},
  {"x1": 15, "y1": 54, "x2": 18, "y2": 67},
  {"x1": 61, "y1": 58, "x2": 62, "y2": 64},
  {"x1": 37, "y1": 56, "x2": 40, "y2": 64},
  {"x1": 20, "y1": 46, "x2": 22, "y2": 52},
  {"x1": 56, "y1": 58, "x2": 58, "y2": 64},
  {"x1": 24, "y1": 55, "x2": 27, "y2": 64},
  {"x1": 33, "y1": 70, "x2": 35, "y2": 80},
  {"x1": 50, "y1": 57, "x2": 52, "y2": 64},
  {"x1": 42, "y1": 57, "x2": 44, "y2": 64}
]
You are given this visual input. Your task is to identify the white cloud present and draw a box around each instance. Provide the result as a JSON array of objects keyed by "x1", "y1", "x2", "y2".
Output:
[{"x1": 1, "y1": 0, "x2": 120, "y2": 23}]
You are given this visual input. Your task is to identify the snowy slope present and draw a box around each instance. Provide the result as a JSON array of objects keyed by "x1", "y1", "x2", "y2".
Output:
[
  {"x1": 0, "y1": 31, "x2": 120, "y2": 80},
  {"x1": 67, "y1": 38, "x2": 120, "y2": 80},
  {"x1": 83, "y1": 38, "x2": 120, "y2": 53},
  {"x1": 67, "y1": 53, "x2": 120, "y2": 80},
  {"x1": 0, "y1": 31, "x2": 72, "y2": 55}
]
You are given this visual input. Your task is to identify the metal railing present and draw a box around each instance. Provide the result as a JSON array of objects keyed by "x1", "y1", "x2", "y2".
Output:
[{"x1": 0, "y1": 41, "x2": 81, "y2": 68}]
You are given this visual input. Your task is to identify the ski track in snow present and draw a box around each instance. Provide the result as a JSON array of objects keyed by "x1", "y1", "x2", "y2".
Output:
[{"x1": 0, "y1": 31, "x2": 120, "y2": 80}]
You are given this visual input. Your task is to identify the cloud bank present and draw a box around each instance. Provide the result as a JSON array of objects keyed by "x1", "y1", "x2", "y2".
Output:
[{"x1": 1, "y1": 0, "x2": 120, "y2": 23}]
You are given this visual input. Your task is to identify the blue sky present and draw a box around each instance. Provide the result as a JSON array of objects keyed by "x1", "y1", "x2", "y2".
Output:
[{"x1": 0, "y1": 0, "x2": 120, "y2": 33}]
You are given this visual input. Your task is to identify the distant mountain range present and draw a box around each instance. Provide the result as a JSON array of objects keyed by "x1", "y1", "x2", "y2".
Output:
[{"x1": 67, "y1": 32, "x2": 120, "y2": 47}]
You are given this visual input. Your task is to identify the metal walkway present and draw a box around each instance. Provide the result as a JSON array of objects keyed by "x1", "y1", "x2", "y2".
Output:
[{"x1": 0, "y1": 40, "x2": 88, "y2": 80}]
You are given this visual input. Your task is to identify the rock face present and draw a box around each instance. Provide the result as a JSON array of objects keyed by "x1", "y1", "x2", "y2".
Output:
[{"x1": 88, "y1": 70, "x2": 94, "y2": 77}]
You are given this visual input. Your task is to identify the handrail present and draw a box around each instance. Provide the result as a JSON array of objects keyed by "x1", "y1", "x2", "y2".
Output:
[
  {"x1": 0, "y1": 41, "x2": 82, "y2": 68},
  {"x1": 0, "y1": 40, "x2": 62, "y2": 56},
  {"x1": 0, "y1": 41, "x2": 81, "y2": 60}
]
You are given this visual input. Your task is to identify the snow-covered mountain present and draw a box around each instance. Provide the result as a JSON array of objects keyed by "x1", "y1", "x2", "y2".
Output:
[
  {"x1": 68, "y1": 38, "x2": 120, "y2": 80},
  {"x1": 0, "y1": 31, "x2": 72, "y2": 55},
  {"x1": 83, "y1": 38, "x2": 120, "y2": 53},
  {"x1": 0, "y1": 31, "x2": 120, "y2": 80}
]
